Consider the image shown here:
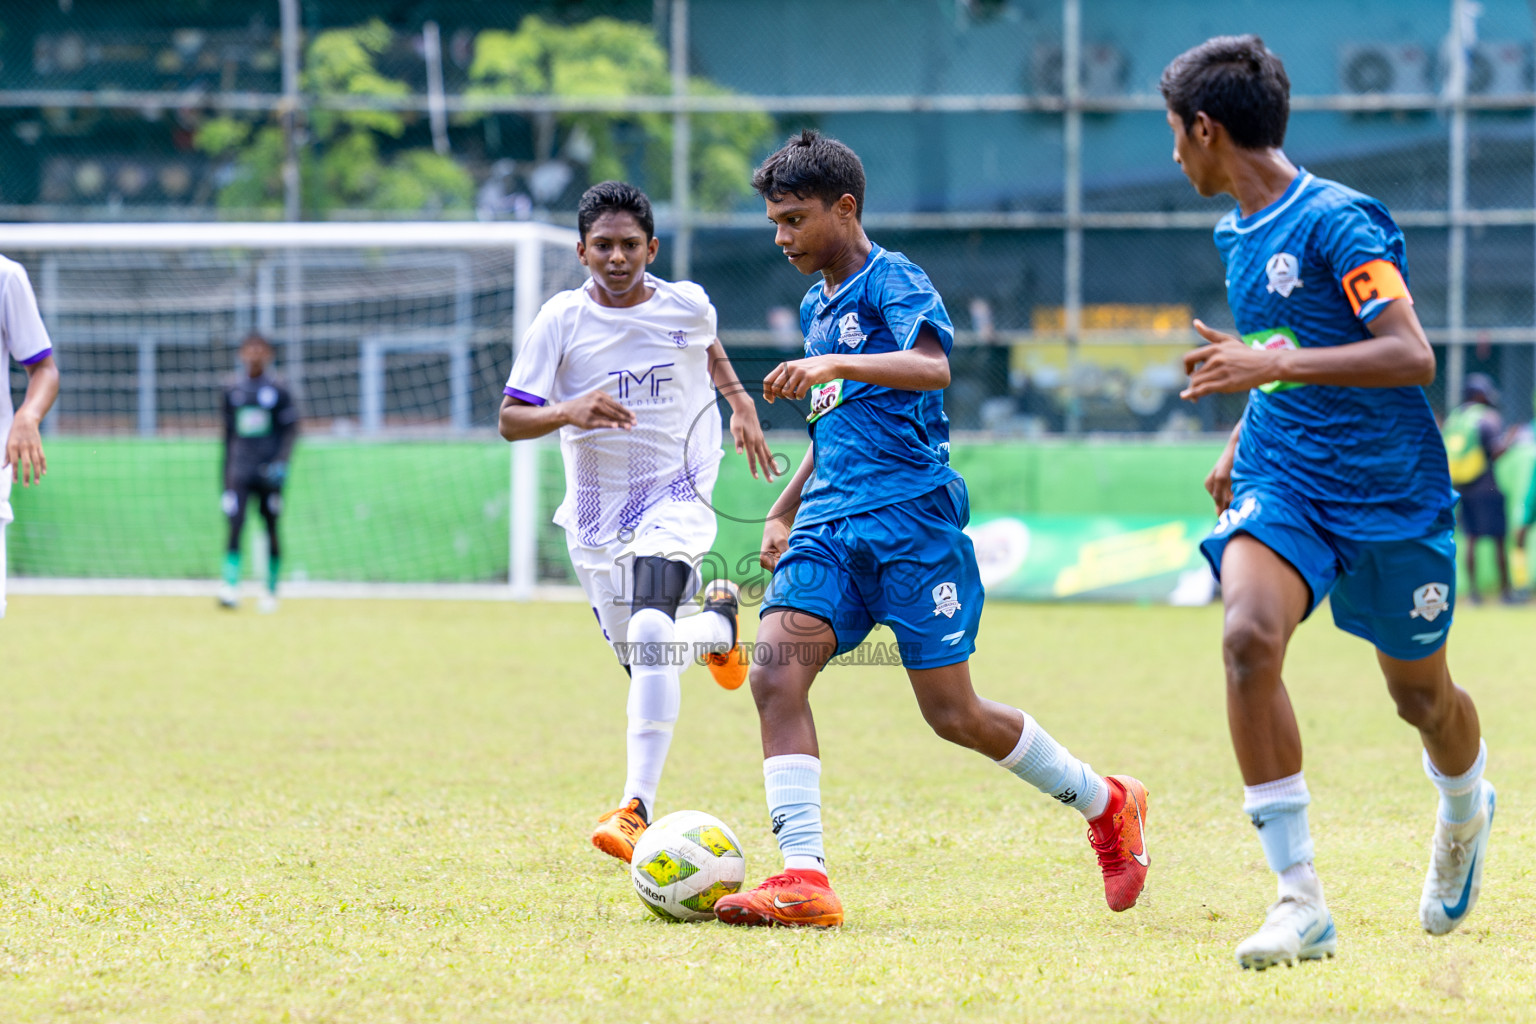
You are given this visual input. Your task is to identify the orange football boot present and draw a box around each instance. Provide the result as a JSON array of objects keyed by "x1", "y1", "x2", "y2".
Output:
[
  {"x1": 704, "y1": 644, "x2": 749, "y2": 691},
  {"x1": 591, "y1": 798, "x2": 648, "y2": 863},
  {"x1": 714, "y1": 868, "x2": 844, "y2": 927},
  {"x1": 700, "y1": 579, "x2": 749, "y2": 691},
  {"x1": 1088, "y1": 775, "x2": 1150, "y2": 911}
]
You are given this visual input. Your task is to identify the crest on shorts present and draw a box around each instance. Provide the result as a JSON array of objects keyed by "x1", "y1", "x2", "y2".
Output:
[
  {"x1": 1265, "y1": 253, "x2": 1304, "y2": 298},
  {"x1": 1410, "y1": 582, "x2": 1450, "y2": 621},
  {"x1": 837, "y1": 311, "x2": 866, "y2": 348},
  {"x1": 669, "y1": 330, "x2": 687, "y2": 348},
  {"x1": 932, "y1": 581, "x2": 961, "y2": 618}
]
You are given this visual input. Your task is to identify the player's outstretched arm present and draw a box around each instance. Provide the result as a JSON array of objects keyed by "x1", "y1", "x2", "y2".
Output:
[
  {"x1": 498, "y1": 390, "x2": 636, "y2": 441},
  {"x1": 760, "y1": 444, "x2": 815, "y2": 571},
  {"x1": 763, "y1": 326, "x2": 950, "y2": 402},
  {"x1": 5, "y1": 353, "x2": 59, "y2": 486},
  {"x1": 1180, "y1": 301, "x2": 1434, "y2": 400},
  {"x1": 707, "y1": 340, "x2": 777, "y2": 479}
]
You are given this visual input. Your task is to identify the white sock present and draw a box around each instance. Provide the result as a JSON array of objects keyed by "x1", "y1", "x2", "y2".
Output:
[
  {"x1": 1424, "y1": 740, "x2": 1487, "y2": 825},
  {"x1": 674, "y1": 608, "x2": 733, "y2": 660},
  {"x1": 1243, "y1": 772, "x2": 1315, "y2": 877},
  {"x1": 995, "y1": 711, "x2": 1107, "y2": 818},
  {"x1": 1277, "y1": 860, "x2": 1321, "y2": 900},
  {"x1": 622, "y1": 608, "x2": 681, "y2": 814},
  {"x1": 764, "y1": 754, "x2": 826, "y2": 866}
]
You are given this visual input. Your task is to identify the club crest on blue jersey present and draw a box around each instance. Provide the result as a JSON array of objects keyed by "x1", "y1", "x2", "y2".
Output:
[
  {"x1": 836, "y1": 311, "x2": 865, "y2": 348},
  {"x1": 1265, "y1": 253, "x2": 1304, "y2": 297}
]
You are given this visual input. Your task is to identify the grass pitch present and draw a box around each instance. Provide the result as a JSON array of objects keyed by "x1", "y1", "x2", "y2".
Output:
[{"x1": 2, "y1": 595, "x2": 1534, "y2": 1023}]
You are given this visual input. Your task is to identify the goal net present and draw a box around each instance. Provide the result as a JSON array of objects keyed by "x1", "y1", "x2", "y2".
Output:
[{"x1": 0, "y1": 222, "x2": 585, "y2": 596}]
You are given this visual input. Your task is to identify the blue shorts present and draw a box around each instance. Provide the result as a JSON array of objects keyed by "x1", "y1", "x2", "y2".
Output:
[
  {"x1": 762, "y1": 480, "x2": 983, "y2": 671},
  {"x1": 1199, "y1": 486, "x2": 1457, "y2": 661}
]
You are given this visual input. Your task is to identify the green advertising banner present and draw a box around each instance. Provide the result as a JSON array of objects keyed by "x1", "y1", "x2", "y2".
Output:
[{"x1": 966, "y1": 512, "x2": 1216, "y2": 604}]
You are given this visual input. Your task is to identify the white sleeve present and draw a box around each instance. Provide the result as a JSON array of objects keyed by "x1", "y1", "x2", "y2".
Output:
[
  {"x1": 503, "y1": 298, "x2": 566, "y2": 406},
  {"x1": 2, "y1": 264, "x2": 53, "y2": 366},
  {"x1": 676, "y1": 280, "x2": 719, "y2": 339}
]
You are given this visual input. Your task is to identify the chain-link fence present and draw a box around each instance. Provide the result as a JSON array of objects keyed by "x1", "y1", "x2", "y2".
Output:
[{"x1": 4, "y1": 0, "x2": 1535, "y2": 436}]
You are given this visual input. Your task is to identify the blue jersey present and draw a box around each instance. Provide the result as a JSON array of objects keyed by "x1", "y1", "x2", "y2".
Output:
[
  {"x1": 793, "y1": 245, "x2": 960, "y2": 528},
  {"x1": 1217, "y1": 170, "x2": 1455, "y2": 540}
]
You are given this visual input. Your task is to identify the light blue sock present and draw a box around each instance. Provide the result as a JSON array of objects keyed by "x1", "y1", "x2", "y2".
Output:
[
  {"x1": 1425, "y1": 740, "x2": 1487, "y2": 825},
  {"x1": 995, "y1": 711, "x2": 1106, "y2": 818},
  {"x1": 1243, "y1": 773, "x2": 1314, "y2": 873},
  {"x1": 764, "y1": 754, "x2": 824, "y2": 866}
]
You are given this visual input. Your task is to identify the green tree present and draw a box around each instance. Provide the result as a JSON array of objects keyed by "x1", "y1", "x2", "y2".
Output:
[
  {"x1": 466, "y1": 16, "x2": 775, "y2": 210},
  {"x1": 195, "y1": 20, "x2": 474, "y2": 217}
]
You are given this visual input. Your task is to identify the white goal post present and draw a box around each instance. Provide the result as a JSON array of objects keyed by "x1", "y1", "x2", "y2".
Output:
[{"x1": 0, "y1": 220, "x2": 582, "y2": 600}]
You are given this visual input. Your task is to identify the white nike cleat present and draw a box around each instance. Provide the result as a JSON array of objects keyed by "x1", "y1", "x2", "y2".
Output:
[
  {"x1": 258, "y1": 593, "x2": 279, "y2": 614},
  {"x1": 1235, "y1": 878, "x2": 1337, "y2": 971},
  {"x1": 217, "y1": 584, "x2": 239, "y2": 609},
  {"x1": 1420, "y1": 780, "x2": 1495, "y2": 936}
]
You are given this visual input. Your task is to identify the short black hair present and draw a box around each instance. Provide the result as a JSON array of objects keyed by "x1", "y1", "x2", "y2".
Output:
[
  {"x1": 1160, "y1": 35, "x2": 1290, "y2": 150},
  {"x1": 577, "y1": 181, "x2": 654, "y2": 241},
  {"x1": 751, "y1": 129, "x2": 866, "y2": 220}
]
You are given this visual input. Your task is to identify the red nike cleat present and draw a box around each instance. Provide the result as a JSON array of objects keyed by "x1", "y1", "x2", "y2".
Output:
[
  {"x1": 714, "y1": 868, "x2": 844, "y2": 927},
  {"x1": 1088, "y1": 775, "x2": 1150, "y2": 911}
]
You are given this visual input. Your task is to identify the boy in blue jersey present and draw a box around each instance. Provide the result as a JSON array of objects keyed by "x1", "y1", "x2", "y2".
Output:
[
  {"x1": 713, "y1": 130, "x2": 1150, "y2": 928},
  {"x1": 1163, "y1": 37, "x2": 1494, "y2": 970}
]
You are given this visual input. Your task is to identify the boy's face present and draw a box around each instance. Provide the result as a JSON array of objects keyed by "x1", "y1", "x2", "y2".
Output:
[
  {"x1": 240, "y1": 339, "x2": 271, "y2": 376},
  {"x1": 1166, "y1": 108, "x2": 1219, "y2": 197},
  {"x1": 578, "y1": 210, "x2": 658, "y2": 305},
  {"x1": 765, "y1": 193, "x2": 859, "y2": 277}
]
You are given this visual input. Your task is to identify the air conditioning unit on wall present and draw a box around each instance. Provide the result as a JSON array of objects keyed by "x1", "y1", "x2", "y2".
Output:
[
  {"x1": 1465, "y1": 41, "x2": 1534, "y2": 96},
  {"x1": 1030, "y1": 43, "x2": 1129, "y2": 97},
  {"x1": 1338, "y1": 43, "x2": 1433, "y2": 95}
]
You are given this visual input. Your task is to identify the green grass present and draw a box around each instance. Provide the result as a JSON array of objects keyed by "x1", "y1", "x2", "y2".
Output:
[{"x1": 2, "y1": 596, "x2": 1534, "y2": 1022}]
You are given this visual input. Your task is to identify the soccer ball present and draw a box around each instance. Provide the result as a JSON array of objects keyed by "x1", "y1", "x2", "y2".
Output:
[{"x1": 630, "y1": 810, "x2": 746, "y2": 922}]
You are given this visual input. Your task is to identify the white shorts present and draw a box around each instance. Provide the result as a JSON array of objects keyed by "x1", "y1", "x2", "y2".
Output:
[{"x1": 566, "y1": 499, "x2": 719, "y2": 664}]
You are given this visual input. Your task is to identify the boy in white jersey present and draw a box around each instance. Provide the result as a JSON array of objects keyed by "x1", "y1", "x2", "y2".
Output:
[
  {"x1": 499, "y1": 181, "x2": 775, "y2": 863},
  {"x1": 1, "y1": 254, "x2": 60, "y2": 620}
]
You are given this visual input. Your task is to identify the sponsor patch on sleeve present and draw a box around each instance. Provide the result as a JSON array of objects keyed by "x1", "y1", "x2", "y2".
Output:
[{"x1": 1341, "y1": 259, "x2": 1411, "y2": 317}]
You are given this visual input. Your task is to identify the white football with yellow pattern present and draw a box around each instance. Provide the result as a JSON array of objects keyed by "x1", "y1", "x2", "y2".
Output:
[{"x1": 630, "y1": 810, "x2": 746, "y2": 922}]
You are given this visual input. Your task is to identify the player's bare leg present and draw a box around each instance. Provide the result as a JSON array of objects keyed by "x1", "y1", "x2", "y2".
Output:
[
  {"x1": 910, "y1": 662, "x2": 1149, "y2": 911},
  {"x1": 749, "y1": 609, "x2": 833, "y2": 758},
  {"x1": 715, "y1": 608, "x2": 843, "y2": 927},
  {"x1": 1219, "y1": 535, "x2": 1336, "y2": 969},
  {"x1": 1380, "y1": 646, "x2": 1495, "y2": 935},
  {"x1": 1218, "y1": 536, "x2": 1309, "y2": 785},
  {"x1": 1380, "y1": 647, "x2": 1479, "y2": 774},
  {"x1": 906, "y1": 662, "x2": 1027, "y2": 759}
]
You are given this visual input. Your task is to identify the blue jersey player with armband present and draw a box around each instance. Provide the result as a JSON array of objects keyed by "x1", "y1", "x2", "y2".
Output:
[
  {"x1": 1162, "y1": 36, "x2": 1494, "y2": 971},
  {"x1": 712, "y1": 130, "x2": 1150, "y2": 928}
]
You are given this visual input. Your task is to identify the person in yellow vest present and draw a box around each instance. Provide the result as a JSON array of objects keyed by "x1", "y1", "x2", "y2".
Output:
[{"x1": 1443, "y1": 374, "x2": 1519, "y2": 603}]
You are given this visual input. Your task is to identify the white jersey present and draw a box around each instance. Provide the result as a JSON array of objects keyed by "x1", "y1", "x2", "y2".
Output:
[
  {"x1": 505, "y1": 274, "x2": 723, "y2": 548},
  {"x1": 1, "y1": 255, "x2": 54, "y2": 526}
]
